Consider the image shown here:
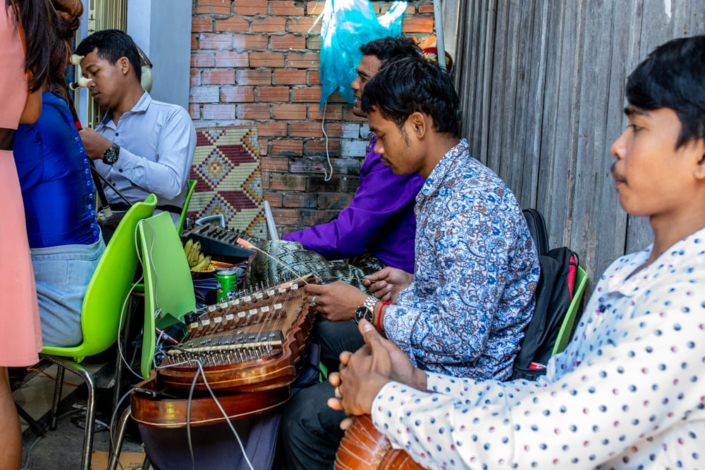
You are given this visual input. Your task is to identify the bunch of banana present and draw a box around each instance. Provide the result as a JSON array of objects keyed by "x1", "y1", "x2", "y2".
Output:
[{"x1": 183, "y1": 239, "x2": 212, "y2": 272}]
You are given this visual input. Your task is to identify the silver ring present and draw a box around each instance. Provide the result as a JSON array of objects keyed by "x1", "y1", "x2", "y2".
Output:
[
  {"x1": 310, "y1": 296, "x2": 317, "y2": 308},
  {"x1": 334, "y1": 386, "x2": 342, "y2": 399}
]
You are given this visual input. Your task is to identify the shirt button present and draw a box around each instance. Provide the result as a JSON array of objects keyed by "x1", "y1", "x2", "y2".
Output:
[
  {"x1": 115, "y1": 132, "x2": 119, "y2": 136},
  {"x1": 119, "y1": 169, "x2": 123, "y2": 173}
]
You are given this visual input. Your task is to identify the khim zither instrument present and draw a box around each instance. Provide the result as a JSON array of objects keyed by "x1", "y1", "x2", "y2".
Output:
[{"x1": 131, "y1": 274, "x2": 318, "y2": 428}]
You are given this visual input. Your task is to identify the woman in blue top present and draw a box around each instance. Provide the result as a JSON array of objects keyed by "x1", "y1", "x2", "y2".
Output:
[{"x1": 13, "y1": 0, "x2": 104, "y2": 348}]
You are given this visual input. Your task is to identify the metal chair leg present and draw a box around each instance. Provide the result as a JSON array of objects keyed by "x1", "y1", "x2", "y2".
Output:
[
  {"x1": 107, "y1": 406, "x2": 131, "y2": 470},
  {"x1": 42, "y1": 355, "x2": 96, "y2": 470},
  {"x1": 142, "y1": 455, "x2": 151, "y2": 470},
  {"x1": 50, "y1": 365, "x2": 65, "y2": 430},
  {"x1": 74, "y1": 366, "x2": 96, "y2": 470}
]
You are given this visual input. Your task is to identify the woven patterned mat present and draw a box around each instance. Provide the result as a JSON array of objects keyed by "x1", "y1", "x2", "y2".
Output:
[{"x1": 187, "y1": 126, "x2": 267, "y2": 238}]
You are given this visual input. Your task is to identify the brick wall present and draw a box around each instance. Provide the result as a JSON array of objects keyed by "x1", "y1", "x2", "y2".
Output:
[{"x1": 190, "y1": 0, "x2": 435, "y2": 235}]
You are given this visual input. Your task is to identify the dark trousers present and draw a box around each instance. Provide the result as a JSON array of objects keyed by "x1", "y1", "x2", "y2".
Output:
[{"x1": 280, "y1": 319, "x2": 366, "y2": 470}]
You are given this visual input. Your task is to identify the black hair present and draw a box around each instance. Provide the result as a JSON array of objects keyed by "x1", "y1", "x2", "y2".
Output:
[
  {"x1": 626, "y1": 35, "x2": 705, "y2": 148},
  {"x1": 7, "y1": 0, "x2": 53, "y2": 92},
  {"x1": 47, "y1": 0, "x2": 83, "y2": 102},
  {"x1": 361, "y1": 56, "x2": 459, "y2": 137},
  {"x1": 359, "y1": 36, "x2": 422, "y2": 65},
  {"x1": 75, "y1": 29, "x2": 142, "y2": 82}
]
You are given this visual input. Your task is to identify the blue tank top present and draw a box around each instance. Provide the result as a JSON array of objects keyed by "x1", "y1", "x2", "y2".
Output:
[{"x1": 13, "y1": 92, "x2": 99, "y2": 248}]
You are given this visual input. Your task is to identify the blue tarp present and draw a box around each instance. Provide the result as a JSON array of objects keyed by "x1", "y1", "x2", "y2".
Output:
[{"x1": 318, "y1": 0, "x2": 408, "y2": 111}]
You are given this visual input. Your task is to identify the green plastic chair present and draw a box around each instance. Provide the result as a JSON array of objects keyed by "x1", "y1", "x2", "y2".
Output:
[
  {"x1": 551, "y1": 266, "x2": 589, "y2": 356},
  {"x1": 137, "y1": 211, "x2": 196, "y2": 378},
  {"x1": 108, "y1": 213, "x2": 197, "y2": 470},
  {"x1": 177, "y1": 179, "x2": 197, "y2": 236},
  {"x1": 40, "y1": 194, "x2": 157, "y2": 470}
]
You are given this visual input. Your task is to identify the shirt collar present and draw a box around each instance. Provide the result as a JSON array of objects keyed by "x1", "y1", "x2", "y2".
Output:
[
  {"x1": 606, "y1": 225, "x2": 705, "y2": 296},
  {"x1": 99, "y1": 92, "x2": 152, "y2": 128},
  {"x1": 419, "y1": 139, "x2": 469, "y2": 197}
]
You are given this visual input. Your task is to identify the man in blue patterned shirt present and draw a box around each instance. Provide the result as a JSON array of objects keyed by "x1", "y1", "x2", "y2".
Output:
[{"x1": 281, "y1": 57, "x2": 540, "y2": 469}]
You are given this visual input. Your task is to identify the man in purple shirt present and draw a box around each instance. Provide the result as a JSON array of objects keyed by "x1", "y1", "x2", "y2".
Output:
[
  {"x1": 248, "y1": 37, "x2": 425, "y2": 374},
  {"x1": 282, "y1": 130, "x2": 419, "y2": 274},
  {"x1": 248, "y1": 37, "x2": 424, "y2": 288}
]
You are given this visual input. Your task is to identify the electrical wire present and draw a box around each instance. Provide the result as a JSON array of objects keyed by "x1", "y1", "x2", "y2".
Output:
[
  {"x1": 186, "y1": 365, "x2": 200, "y2": 470},
  {"x1": 26, "y1": 368, "x2": 79, "y2": 387},
  {"x1": 183, "y1": 360, "x2": 254, "y2": 470},
  {"x1": 20, "y1": 435, "x2": 43, "y2": 470},
  {"x1": 20, "y1": 407, "x2": 84, "y2": 470},
  {"x1": 198, "y1": 361, "x2": 255, "y2": 470},
  {"x1": 116, "y1": 219, "x2": 163, "y2": 381},
  {"x1": 306, "y1": 8, "x2": 325, "y2": 34},
  {"x1": 135, "y1": 219, "x2": 161, "y2": 318},
  {"x1": 123, "y1": 219, "x2": 269, "y2": 470},
  {"x1": 116, "y1": 271, "x2": 144, "y2": 381},
  {"x1": 321, "y1": 101, "x2": 333, "y2": 181},
  {"x1": 305, "y1": 2, "x2": 332, "y2": 182}
]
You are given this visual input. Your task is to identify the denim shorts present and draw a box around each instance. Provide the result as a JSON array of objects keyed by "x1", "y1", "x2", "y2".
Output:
[{"x1": 31, "y1": 236, "x2": 106, "y2": 348}]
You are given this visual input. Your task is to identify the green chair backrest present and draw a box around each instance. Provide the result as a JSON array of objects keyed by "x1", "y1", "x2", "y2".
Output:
[
  {"x1": 177, "y1": 180, "x2": 197, "y2": 236},
  {"x1": 138, "y1": 212, "x2": 196, "y2": 378},
  {"x1": 551, "y1": 267, "x2": 589, "y2": 356},
  {"x1": 41, "y1": 194, "x2": 158, "y2": 361}
]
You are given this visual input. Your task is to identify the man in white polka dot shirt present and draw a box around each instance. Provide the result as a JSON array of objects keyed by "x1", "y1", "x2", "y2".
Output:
[{"x1": 329, "y1": 36, "x2": 705, "y2": 470}]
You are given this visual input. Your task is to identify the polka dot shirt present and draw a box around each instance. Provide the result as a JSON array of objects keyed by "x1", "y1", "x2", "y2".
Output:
[{"x1": 371, "y1": 227, "x2": 705, "y2": 469}]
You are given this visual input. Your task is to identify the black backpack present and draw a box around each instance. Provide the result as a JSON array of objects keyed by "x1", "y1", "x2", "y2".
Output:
[{"x1": 512, "y1": 210, "x2": 580, "y2": 381}]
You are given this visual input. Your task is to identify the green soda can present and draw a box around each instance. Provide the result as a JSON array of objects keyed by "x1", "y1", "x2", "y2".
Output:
[{"x1": 216, "y1": 267, "x2": 238, "y2": 302}]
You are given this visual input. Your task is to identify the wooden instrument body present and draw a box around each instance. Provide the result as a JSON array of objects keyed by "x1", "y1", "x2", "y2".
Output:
[
  {"x1": 335, "y1": 416, "x2": 424, "y2": 470},
  {"x1": 131, "y1": 276, "x2": 317, "y2": 428},
  {"x1": 130, "y1": 371, "x2": 291, "y2": 428}
]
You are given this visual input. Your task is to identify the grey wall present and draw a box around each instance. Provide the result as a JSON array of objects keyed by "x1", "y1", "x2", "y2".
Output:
[
  {"x1": 128, "y1": 0, "x2": 191, "y2": 110},
  {"x1": 452, "y1": 0, "x2": 705, "y2": 286}
]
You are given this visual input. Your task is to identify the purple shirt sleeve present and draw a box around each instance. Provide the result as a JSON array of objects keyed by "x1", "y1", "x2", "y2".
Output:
[{"x1": 282, "y1": 137, "x2": 422, "y2": 261}]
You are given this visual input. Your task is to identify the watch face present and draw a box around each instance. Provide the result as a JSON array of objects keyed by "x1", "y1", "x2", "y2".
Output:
[
  {"x1": 104, "y1": 145, "x2": 119, "y2": 164},
  {"x1": 354, "y1": 306, "x2": 373, "y2": 324}
]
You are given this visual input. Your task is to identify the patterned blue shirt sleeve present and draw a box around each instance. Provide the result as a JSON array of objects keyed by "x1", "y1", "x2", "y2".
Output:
[
  {"x1": 382, "y1": 140, "x2": 539, "y2": 380},
  {"x1": 384, "y1": 210, "x2": 519, "y2": 373}
]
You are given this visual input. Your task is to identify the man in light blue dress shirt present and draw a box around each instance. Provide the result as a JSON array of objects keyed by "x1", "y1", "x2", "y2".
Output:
[{"x1": 75, "y1": 30, "x2": 196, "y2": 224}]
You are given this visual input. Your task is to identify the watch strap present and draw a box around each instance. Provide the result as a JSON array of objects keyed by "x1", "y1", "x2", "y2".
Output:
[{"x1": 362, "y1": 295, "x2": 377, "y2": 312}]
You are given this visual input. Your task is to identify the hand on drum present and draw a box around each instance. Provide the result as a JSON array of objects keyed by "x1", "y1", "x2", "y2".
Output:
[
  {"x1": 305, "y1": 281, "x2": 369, "y2": 322},
  {"x1": 327, "y1": 320, "x2": 427, "y2": 430},
  {"x1": 362, "y1": 267, "x2": 414, "y2": 303}
]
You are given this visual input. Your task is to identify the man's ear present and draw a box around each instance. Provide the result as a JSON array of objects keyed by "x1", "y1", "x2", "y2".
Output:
[
  {"x1": 117, "y1": 57, "x2": 131, "y2": 77},
  {"x1": 692, "y1": 138, "x2": 705, "y2": 181},
  {"x1": 409, "y1": 112, "x2": 427, "y2": 139}
]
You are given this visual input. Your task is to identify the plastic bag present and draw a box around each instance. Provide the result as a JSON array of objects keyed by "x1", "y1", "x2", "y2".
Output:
[{"x1": 318, "y1": 0, "x2": 408, "y2": 111}]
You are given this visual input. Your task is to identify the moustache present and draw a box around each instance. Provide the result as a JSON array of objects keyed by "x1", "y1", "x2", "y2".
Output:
[{"x1": 611, "y1": 162, "x2": 627, "y2": 184}]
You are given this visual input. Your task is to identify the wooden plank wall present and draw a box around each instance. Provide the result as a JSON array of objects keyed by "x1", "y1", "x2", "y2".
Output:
[{"x1": 453, "y1": 0, "x2": 705, "y2": 286}]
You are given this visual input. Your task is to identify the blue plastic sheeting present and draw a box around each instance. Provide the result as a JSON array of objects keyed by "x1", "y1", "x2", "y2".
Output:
[{"x1": 318, "y1": 0, "x2": 407, "y2": 111}]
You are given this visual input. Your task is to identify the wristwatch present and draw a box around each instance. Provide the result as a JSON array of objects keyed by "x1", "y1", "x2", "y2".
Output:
[
  {"x1": 103, "y1": 143, "x2": 120, "y2": 165},
  {"x1": 354, "y1": 296, "x2": 378, "y2": 324}
]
